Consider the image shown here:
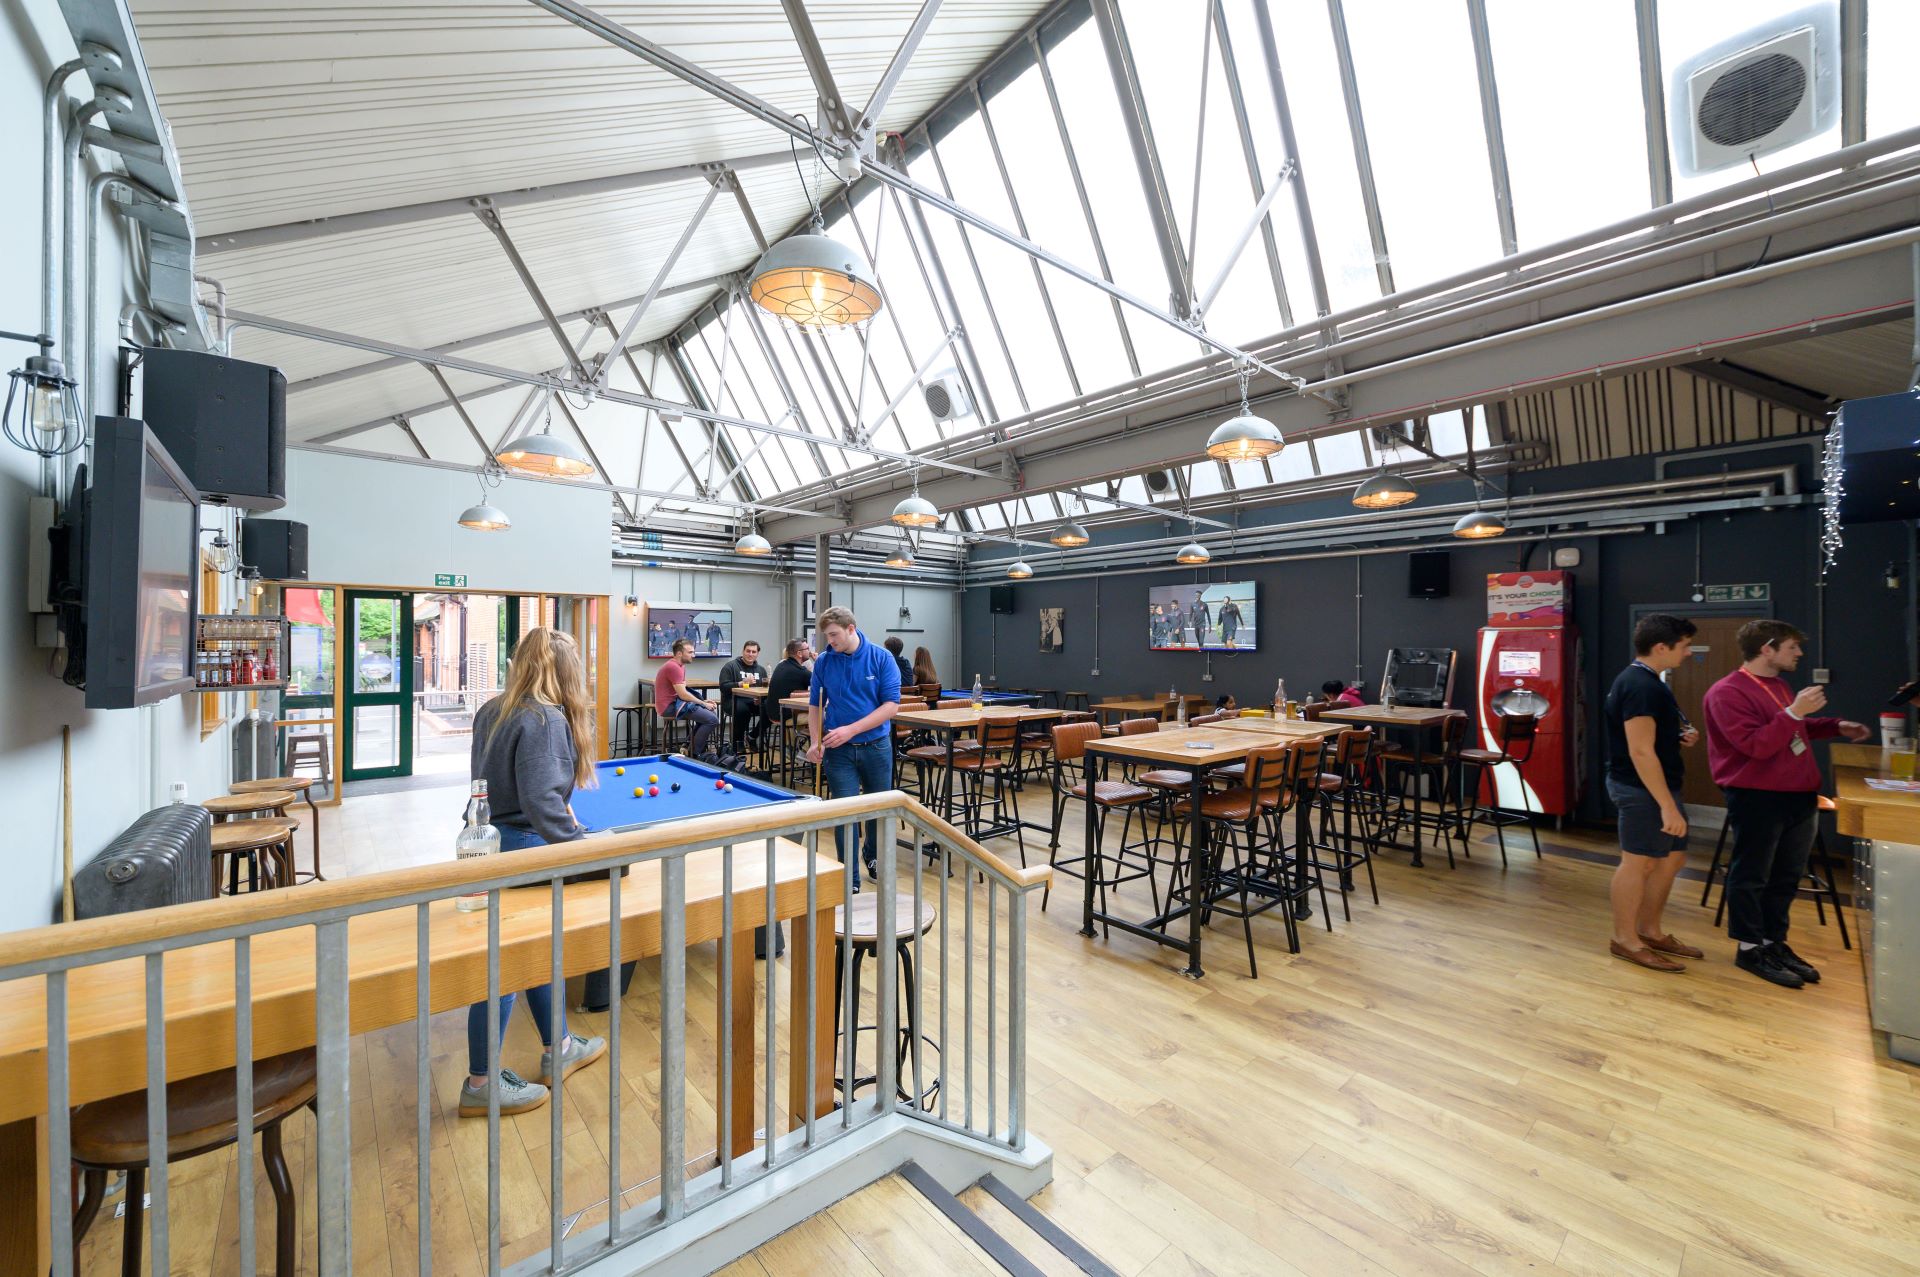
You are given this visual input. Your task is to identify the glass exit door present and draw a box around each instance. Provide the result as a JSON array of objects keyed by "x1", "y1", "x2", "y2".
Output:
[{"x1": 343, "y1": 590, "x2": 413, "y2": 781}]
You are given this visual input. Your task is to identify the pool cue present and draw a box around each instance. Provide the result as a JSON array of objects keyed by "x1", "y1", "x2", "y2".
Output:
[{"x1": 812, "y1": 690, "x2": 826, "y2": 796}]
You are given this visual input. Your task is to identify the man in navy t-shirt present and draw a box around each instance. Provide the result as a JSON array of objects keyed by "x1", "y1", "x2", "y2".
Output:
[
  {"x1": 806, "y1": 606, "x2": 901, "y2": 888},
  {"x1": 1602, "y1": 613, "x2": 1702, "y2": 972}
]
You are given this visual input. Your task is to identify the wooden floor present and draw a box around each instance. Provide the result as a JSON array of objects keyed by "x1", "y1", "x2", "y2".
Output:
[{"x1": 77, "y1": 776, "x2": 1920, "y2": 1276}]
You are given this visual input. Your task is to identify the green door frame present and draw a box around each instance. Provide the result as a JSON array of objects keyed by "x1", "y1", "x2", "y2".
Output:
[{"x1": 343, "y1": 590, "x2": 414, "y2": 781}]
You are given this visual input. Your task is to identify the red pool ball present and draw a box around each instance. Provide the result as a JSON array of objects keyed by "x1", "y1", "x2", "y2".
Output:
[
  {"x1": 648, "y1": 786, "x2": 659, "y2": 797},
  {"x1": 715, "y1": 778, "x2": 726, "y2": 790}
]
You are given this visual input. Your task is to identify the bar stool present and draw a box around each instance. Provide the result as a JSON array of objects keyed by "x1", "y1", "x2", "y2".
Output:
[
  {"x1": 1045, "y1": 721, "x2": 1158, "y2": 925},
  {"x1": 283, "y1": 731, "x2": 330, "y2": 789},
  {"x1": 1310, "y1": 728, "x2": 1383, "y2": 917},
  {"x1": 1061, "y1": 691, "x2": 1090, "y2": 714},
  {"x1": 204, "y1": 791, "x2": 300, "y2": 892},
  {"x1": 71, "y1": 1049, "x2": 315, "y2": 1276},
  {"x1": 1701, "y1": 795, "x2": 1852, "y2": 948},
  {"x1": 1457, "y1": 712, "x2": 1543, "y2": 867},
  {"x1": 948, "y1": 718, "x2": 1027, "y2": 861},
  {"x1": 834, "y1": 893, "x2": 939, "y2": 1108},
  {"x1": 212, "y1": 819, "x2": 299, "y2": 893},
  {"x1": 230, "y1": 777, "x2": 323, "y2": 882}
]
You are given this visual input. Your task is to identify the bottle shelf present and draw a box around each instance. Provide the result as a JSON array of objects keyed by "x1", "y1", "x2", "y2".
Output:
[{"x1": 194, "y1": 613, "x2": 289, "y2": 690}]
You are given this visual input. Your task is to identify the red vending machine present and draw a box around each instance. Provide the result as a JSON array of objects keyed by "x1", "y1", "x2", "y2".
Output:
[{"x1": 1475, "y1": 571, "x2": 1585, "y2": 817}]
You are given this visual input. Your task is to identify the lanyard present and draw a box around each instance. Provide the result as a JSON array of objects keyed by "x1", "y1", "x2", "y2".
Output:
[{"x1": 1739, "y1": 668, "x2": 1794, "y2": 712}]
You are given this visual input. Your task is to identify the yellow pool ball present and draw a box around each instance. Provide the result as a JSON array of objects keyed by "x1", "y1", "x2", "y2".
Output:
[
  {"x1": 633, "y1": 787, "x2": 643, "y2": 797},
  {"x1": 648, "y1": 773, "x2": 659, "y2": 783},
  {"x1": 615, "y1": 766, "x2": 625, "y2": 776}
]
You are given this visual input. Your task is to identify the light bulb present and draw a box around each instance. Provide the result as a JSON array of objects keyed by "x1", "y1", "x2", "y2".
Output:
[{"x1": 27, "y1": 382, "x2": 64, "y2": 440}]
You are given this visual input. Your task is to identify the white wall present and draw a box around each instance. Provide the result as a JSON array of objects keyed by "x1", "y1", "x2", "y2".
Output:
[
  {"x1": 278, "y1": 450, "x2": 611, "y2": 595},
  {"x1": 608, "y1": 564, "x2": 959, "y2": 704},
  {"x1": 0, "y1": 0, "x2": 235, "y2": 932}
]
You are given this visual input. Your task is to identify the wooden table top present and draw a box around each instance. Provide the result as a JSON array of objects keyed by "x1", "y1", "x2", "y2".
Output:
[
  {"x1": 1085, "y1": 723, "x2": 1339, "y2": 767},
  {"x1": 1830, "y1": 742, "x2": 1920, "y2": 842},
  {"x1": 895, "y1": 706, "x2": 1064, "y2": 731},
  {"x1": 733, "y1": 685, "x2": 771, "y2": 698},
  {"x1": 1092, "y1": 694, "x2": 1211, "y2": 714},
  {"x1": 201, "y1": 791, "x2": 297, "y2": 815},
  {"x1": 210, "y1": 818, "x2": 298, "y2": 852},
  {"x1": 1208, "y1": 716, "x2": 1351, "y2": 738},
  {"x1": 0, "y1": 841, "x2": 841, "y2": 1124},
  {"x1": 781, "y1": 694, "x2": 812, "y2": 711},
  {"x1": 1317, "y1": 704, "x2": 1464, "y2": 728}
]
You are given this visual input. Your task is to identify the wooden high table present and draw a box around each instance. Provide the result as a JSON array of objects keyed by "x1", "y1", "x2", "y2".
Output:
[
  {"x1": 1091, "y1": 694, "x2": 1211, "y2": 726},
  {"x1": 1316, "y1": 704, "x2": 1464, "y2": 868},
  {"x1": 0, "y1": 838, "x2": 843, "y2": 1276},
  {"x1": 1830, "y1": 741, "x2": 1920, "y2": 1065},
  {"x1": 892, "y1": 705, "x2": 1063, "y2": 845},
  {"x1": 1082, "y1": 722, "x2": 1343, "y2": 977}
]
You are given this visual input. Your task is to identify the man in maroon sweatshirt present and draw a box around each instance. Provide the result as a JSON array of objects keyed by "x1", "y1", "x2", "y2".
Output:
[{"x1": 1702, "y1": 620, "x2": 1870, "y2": 988}]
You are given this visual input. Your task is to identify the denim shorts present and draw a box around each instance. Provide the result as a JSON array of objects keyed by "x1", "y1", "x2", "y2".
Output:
[{"x1": 1606, "y1": 777, "x2": 1687, "y2": 857}]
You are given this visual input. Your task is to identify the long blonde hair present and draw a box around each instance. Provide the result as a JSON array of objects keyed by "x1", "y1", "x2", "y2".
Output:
[{"x1": 490, "y1": 627, "x2": 595, "y2": 789}]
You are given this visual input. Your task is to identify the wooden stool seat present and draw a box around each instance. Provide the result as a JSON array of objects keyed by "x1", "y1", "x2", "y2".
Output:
[
  {"x1": 71, "y1": 1050, "x2": 317, "y2": 1167},
  {"x1": 834, "y1": 893, "x2": 937, "y2": 945},
  {"x1": 211, "y1": 818, "x2": 298, "y2": 853},
  {"x1": 230, "y1": 776, "x2": 313, "y2": 796},
  {"x1": 202, "y1": 790, "x2": 297, "y2": 818}
]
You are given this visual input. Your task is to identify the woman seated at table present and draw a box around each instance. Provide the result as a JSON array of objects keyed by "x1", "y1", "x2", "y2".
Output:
[
  {"x1": 459, "y1": 627, "x2": 608, "y2": 1117},
  {"x1": 912, "y1": 645, "x2": 939, "y2": 689}
]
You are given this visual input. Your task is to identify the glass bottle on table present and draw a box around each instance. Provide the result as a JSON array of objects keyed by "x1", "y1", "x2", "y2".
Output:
[
  {"x1": 454, "y1": 780, "x2": 499, "y2": 913},
  {"x1": 1273, "y1": 678, "x2": 1288, "y2": 719},
  {"x1": 971, "y1": 674, "x2": 984, "y2": 708}
]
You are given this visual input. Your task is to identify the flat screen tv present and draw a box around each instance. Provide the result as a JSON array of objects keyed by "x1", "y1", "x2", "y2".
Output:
[
  {"x1": 1148, "y1": 582, "x2": 1256, "y2": 651},
  {"x1": 82, "y1": 416, "x2": 201, "y2": 707},
  {"x1": 645, "y1": 604, "x2": 733, "y2": 659}
]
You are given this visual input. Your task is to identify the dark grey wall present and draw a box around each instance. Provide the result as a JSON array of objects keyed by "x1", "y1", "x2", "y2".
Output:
[{"x1": 960, "y1": 445, "x2": 1915, "y2": 823}]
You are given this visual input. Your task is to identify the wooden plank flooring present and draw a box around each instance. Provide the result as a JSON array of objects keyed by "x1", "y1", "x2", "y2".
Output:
[{"x1": 73, "y1": 778, "x2": 1920, "y2": 1276}]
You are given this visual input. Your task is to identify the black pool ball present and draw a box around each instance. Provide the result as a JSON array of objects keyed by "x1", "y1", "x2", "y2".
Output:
[{"x1": 670, "y1": 782, "x2": 681, "y2": 792}]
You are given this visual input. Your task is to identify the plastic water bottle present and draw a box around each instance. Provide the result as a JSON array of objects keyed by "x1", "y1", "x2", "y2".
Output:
[
  {"x1": 455, "y1": 780, "x2": 499, "y2": 913},
  {"x1": 971, "y1": 674, "x2": 985, "y2": 708},
  {"x1": 1176, "y1": 693, "x2": 1188, "y2": 726}
]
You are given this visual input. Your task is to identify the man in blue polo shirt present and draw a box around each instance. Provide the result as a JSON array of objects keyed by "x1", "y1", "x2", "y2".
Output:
[{"x1": 806, "y1": 605, "x2": 901, "y2": 889}]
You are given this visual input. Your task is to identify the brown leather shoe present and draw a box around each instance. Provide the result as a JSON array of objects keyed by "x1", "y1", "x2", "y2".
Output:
[
  {"x1": 1638, "y1": 932, "x2": 1705, "y2": 960},
  {"x1": 1610, "y1": 940, "x2": 1685, "y2": 972}
]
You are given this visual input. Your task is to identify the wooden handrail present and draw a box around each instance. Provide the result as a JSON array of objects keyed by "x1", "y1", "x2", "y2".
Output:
[{"x1": 0, "y1": 791, "x2": 1042, "y2": 969}]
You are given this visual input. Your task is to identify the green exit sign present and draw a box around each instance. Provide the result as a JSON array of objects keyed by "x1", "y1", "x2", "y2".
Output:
[
  {"x1": 1703, "y1": 583, "x2": 1769, "y2": 603},
  {"x1": 434, "y1": 573, "x2": 468, "y2": 588}
]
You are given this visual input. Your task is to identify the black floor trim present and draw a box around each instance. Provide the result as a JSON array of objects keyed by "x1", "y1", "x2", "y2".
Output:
[
  {"x1": 898, "y1": 1162, "x2": 1045, "y2": 1277},
  {"x1": 979, "y1": 1175, "x2": 1124, "y2": 1277}
]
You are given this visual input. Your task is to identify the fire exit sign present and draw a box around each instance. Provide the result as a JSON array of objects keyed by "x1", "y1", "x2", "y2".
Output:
[
  {"x1": 1703, "y1": 583, "x2": 1770, "y2": 603},
  {"x1": 434, "y1": 573, "x2": 468, "y2": 588}
]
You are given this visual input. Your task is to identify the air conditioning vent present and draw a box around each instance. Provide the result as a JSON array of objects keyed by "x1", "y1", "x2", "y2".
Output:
[
  {"x1": 1143, "y1": 469, "x2": 1174, "y2": 495},
  {"x1": 1673, "y1": 9, "x2": 1836, "y2": 177},
  {"x1": 922, "y1": 369, "x2": 972, "y2": 422}
]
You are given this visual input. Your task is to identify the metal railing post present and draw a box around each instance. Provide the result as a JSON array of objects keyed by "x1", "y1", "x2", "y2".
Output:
[
  {"x1": 235, "y1": 938, "x2": 256, "y2": 1275},
  {"x1": 314, "y1": 920, "x2": 353, "y2": 1272},
  {"x1": 660, "y1": 855, "x2": 688, "y2": 1220},
  {"x1": 1008, "y1": 889, "x2": 1028, "y2": 1152}
]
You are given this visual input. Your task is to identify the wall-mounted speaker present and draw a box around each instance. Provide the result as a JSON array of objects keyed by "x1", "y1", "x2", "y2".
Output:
[
  {"x1": 989, "y1": 585, "x2": 1016, "y2": 614},
  {"x1": 141, "y1": 348, "x2": 287, "y2": 510},
  {"x1": 242, "y1": 518, "x2": 309, "y2": 581},
  {"x1": 1409, "y1": 550, "x2": 1451, "y2": 598}
]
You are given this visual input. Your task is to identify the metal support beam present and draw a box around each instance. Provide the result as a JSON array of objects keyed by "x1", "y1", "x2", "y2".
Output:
[
  {"x1": 1840, "y1": 0, "x2": 1866, "y2": 147},
  {"x1": 1248, "y1": 0, "x2": 1333, "y2": 319},
  {"x1": 549, "y1": 395, "x2": 637, "y2": 519},
  {"x1": 720, "y1": 168, "x2": 769, "y2": 251},
  {"x1": 422, "y1": 363, "x2": 497, "y2": 460},
  {"x1": 597, "y1": 178, "x2": 721, "y2": 390},
  {"x1": 620, "y1": 344, "x2": 713, "y2": 499},
  {"x1": 663, "y1": 336, "x2": 755, "y2": 503},
  {"x1": 1063, "y1": 487, "x2": 1229, "y2": 529},
  {"x1": 973, "y1": 81, "x2": 1080, "y2": 396},
  {"x1": 392, "y1": 415, "x2": 430, "y2": 459},
  {"x1": 780, "y1": 0, "x2": 861, "y2": 146},
  {"x1": 863, "y1": 0, "x2": 945, "y2": 131},
  {"x1": 1089, "y1": 0, "x2": 1195, "y2": 318},
  {"x1": 1198, "y1": 164, "x2": 1295, "y2": 316},
  {"x1": 1683, "y1": 359, "x2": 1836, "y2": 420},
  {"x1": 1634, "y1": 0, "x2": 1673, "y2": 207},
  {"x1": 474, "y1": 207, "x2": 591, "y2": 380},
  {"x1": 196, "y1": 151, "x2": 788, "y2": 255},
  {"x1": 1211, "y1": 1, "x2": 1293, "y2": 329},
  {"x1": 1324, "y1": 0, "x2": 1395, "y2": 296},
  {"x1": 886, "y1": 136, "x2": 1000, "y2": 423},
  {"x1": 1465, "y1": 0, "x2": 1519, "y2": 257}
]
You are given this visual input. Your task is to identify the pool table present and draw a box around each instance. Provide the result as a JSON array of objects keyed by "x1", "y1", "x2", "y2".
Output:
[
  {"x1": 574, "y1": 753, "x2": 811, "y2": 832},
  {"x1": 937, "y1": 689, "x2": 1042, "y2": 708}
]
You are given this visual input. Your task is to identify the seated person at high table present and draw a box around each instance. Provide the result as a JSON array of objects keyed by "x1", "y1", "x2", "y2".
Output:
[
  {"x1": 884, "y1": 635, "x2": 915, "y2": 688},
  {"x1": 459, "y1": 627, "x2": 607, "y2": 1117},
  {"x1": 655, "y1": 637, "x2": 719, "y2": 757},
  {"x1": 765, "y1": 637, "x2": 814, "y2": 732},
  {"x1": 1322, "y1": 679, "x2": 1365, "y2": 708},
  {"x1": 718, "y1": 639, "x2": 767, "y2": 748},
  {"x1": 1215, "y1": 693, "x2": 1238, "y2": 715}
]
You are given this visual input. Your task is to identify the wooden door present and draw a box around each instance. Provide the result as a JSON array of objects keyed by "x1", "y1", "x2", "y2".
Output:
[{"x1": 1665, "y1": 614, "x2": 1765, "y2": 809}]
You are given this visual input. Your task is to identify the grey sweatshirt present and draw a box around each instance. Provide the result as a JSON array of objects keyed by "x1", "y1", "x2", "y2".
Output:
[{"x1": 469, "y1": 697, "x2": 583, "y2": 845}]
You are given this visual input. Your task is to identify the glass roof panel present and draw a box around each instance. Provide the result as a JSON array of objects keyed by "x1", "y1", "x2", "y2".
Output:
[
  {"x1": 1485, "y1": 0, "x2": 1652, "y2": 250},
  {"x1": 1867, "y1": 2, "x2": 1920, "y2": 138},
  {"x1": 846, "y1": 188, "x2": 957, "y2": 449},
  {"x1": 1342, "y1": 0, "x2": 1505, "y2": 288},
  {"x1": 712, "y1": 305, "x2": 813, "y2": 490},
  {"x1": 906, "y1": 144, "x2": 1029, "y2": 418}
]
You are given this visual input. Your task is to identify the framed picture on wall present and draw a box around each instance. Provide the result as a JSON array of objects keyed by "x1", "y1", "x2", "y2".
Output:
[
  {"x1": 1039, "y1": 607, "x2": 1064, "y2": 652},
  {"x1": 801, "y1": 589, "x2": 818, "y2": 628}
]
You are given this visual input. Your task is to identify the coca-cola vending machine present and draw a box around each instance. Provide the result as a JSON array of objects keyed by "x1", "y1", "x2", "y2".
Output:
[{"x1": 1476, "y1": 571, "x2": 1585, "y2": 817}]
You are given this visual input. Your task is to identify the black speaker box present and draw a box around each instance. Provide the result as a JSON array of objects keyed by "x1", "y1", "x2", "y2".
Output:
[
  {"x1": 141, "y1": 347, "x2": 287, "y2": 510},
  {"x1": 989, "y1": 585, "x2": 1016, "y2": 614},
  {"x1": 243, "y1": 518, "x2": 309, "y2": 581},
  {"x1": 1409, "y1": 550, "x2": 1451, "y2": 598},
  {"x1": 1837, "y1": 391, "x2": 1920, "y2": 523}
]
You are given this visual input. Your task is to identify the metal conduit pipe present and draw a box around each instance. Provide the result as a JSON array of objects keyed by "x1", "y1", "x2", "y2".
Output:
[
  {"x1": 87, "y1": 174, "x2": 175, "y2": 428},
  {"x1": 776, "y1": 139, "x2": 1920, "y2": 503},
  {"x1": 42, "y1": 56, "x2": 89, "y2": 342},
  {"x1": 610, "y1": 554, "x2": 961, "y2": 588}
]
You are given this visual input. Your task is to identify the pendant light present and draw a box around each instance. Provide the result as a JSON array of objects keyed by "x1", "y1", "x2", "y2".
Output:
[
  {"x1": 1353, "y1": 468, "x2": 1418, "y2": 509},
  {"x1": 1175, "y1": 539, "x2": 1211, "y2": 565},
  {"x1": 1205, "y1": 362, "x2": 1283, "y2": 462},
  {"x1": 733, "y1": 514, "x2": 772, "y2": 556},
  {"x1": 498, "y1": 400, "x2": 593, "y2": 479},
  {"x1": 1006, "y1": 506, "x2": 1033, "y2": 578},
  {"x1": 884, "y1": 536, "x2": 915, "y2": 569},
  {"x1": 1452, "y1": 480, "x2": 1508, "y2": 539},
  {"x1": 748, "y1": 152, "x2": 882, "y2": 331},
  {"x1": 1049, "y1": 496, "x2": 1090, "y2": 547},
  {"x1": 457, "y1": 461, "x2": 512, "y2": 531},
  {"x1": 891, "y1": 468, "x2": 940, "y2": 528}
]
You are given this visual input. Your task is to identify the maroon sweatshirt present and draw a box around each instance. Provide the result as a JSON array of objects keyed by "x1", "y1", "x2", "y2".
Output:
[{"x1": 1701, "y1": 668, "x2": 1840, "y2": 792}]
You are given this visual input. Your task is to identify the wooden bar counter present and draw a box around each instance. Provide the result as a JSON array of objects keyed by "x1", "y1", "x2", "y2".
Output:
[{"x1": 1829, "y1": 741, "x2": 1920, "y2": 1066}]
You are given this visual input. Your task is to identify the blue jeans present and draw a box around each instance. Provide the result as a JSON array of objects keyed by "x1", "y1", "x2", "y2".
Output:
[
  {"x1": 668, "y1": 699, "x2": 720, "y2": 755},
  {"x1": 821, "y1": 739, "x2": 893, "y2": 889},
  {"x1": 467, "y1": 823, "x2": 564, "y2": 1076}
]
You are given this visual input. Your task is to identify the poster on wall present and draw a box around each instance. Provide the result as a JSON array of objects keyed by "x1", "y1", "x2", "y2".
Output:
[
  {"x1": 645, "y1": 604, "x2": 733, "y2": 658},
  {"x1": 1486, "y1": 571, "x2": 1566, "y2": 627},
  {"x1": 1039, "y1": 607, "x2": 1064, "y2": 652},
  {"x1": 1148, "y1": 582, "x2": 1256, "y2": 651}
]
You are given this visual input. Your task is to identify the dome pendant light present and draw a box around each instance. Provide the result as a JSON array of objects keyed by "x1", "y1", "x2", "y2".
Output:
[
  {"x1": 1007, "y1": 506, "x2": 1034, "y2": 578},
  {"x1": 1174, "y1": 511, "x2": 1210, "y2": 565},
  {"x1": 1205, "y1": 362, "x2": 1283, "y2": 462},
  {"x1": 498, "y1": 400, "x2": 593, "y2": 479},
  {"x1": 1049, "y1": 496, "x2": 1091, "y2": 547},
  {"x1": 733, "y1": 513, "x2": 772, "y2": 556},
  {"x1": 748, "y1": 233, "x2": 883, "y2": 331},
  {"x1": 891, "y1": 468, "x2": 941, "y2": 528},
  {"x1": 1353, "y1": 467, "x2": 1418, "y2": 509},
  {"x1": 457, "y1": 460, "x2": 512, "y2": 531},
  {"x1": 1452, "y1": 481, "x2": 1508, "y2": 539},
  {"x1": 885, "y1": 537, "x2": 915, "y2": 569}
]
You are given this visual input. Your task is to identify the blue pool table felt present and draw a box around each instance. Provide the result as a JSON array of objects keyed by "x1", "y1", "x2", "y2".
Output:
[{"x1": 574, "y1": 754, "x2": 807, "y2": 833}]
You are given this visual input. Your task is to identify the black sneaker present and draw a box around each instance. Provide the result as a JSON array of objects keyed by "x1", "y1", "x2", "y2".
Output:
[
  {"x1": 1770, "y1": 942, "x2": 1821, "y2": 984},
  {"x1": 1735, "y1": 944, "x2": 1805, "y2": 988}
]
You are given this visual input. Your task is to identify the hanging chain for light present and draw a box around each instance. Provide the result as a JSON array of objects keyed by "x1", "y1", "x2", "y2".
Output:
[
  {"x1": 1236, "y1": 361, "x2": 1254, "y2": 417},
  {"x1": 1820, "y1": 407, "x2": 1845, "y2": 575}
]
